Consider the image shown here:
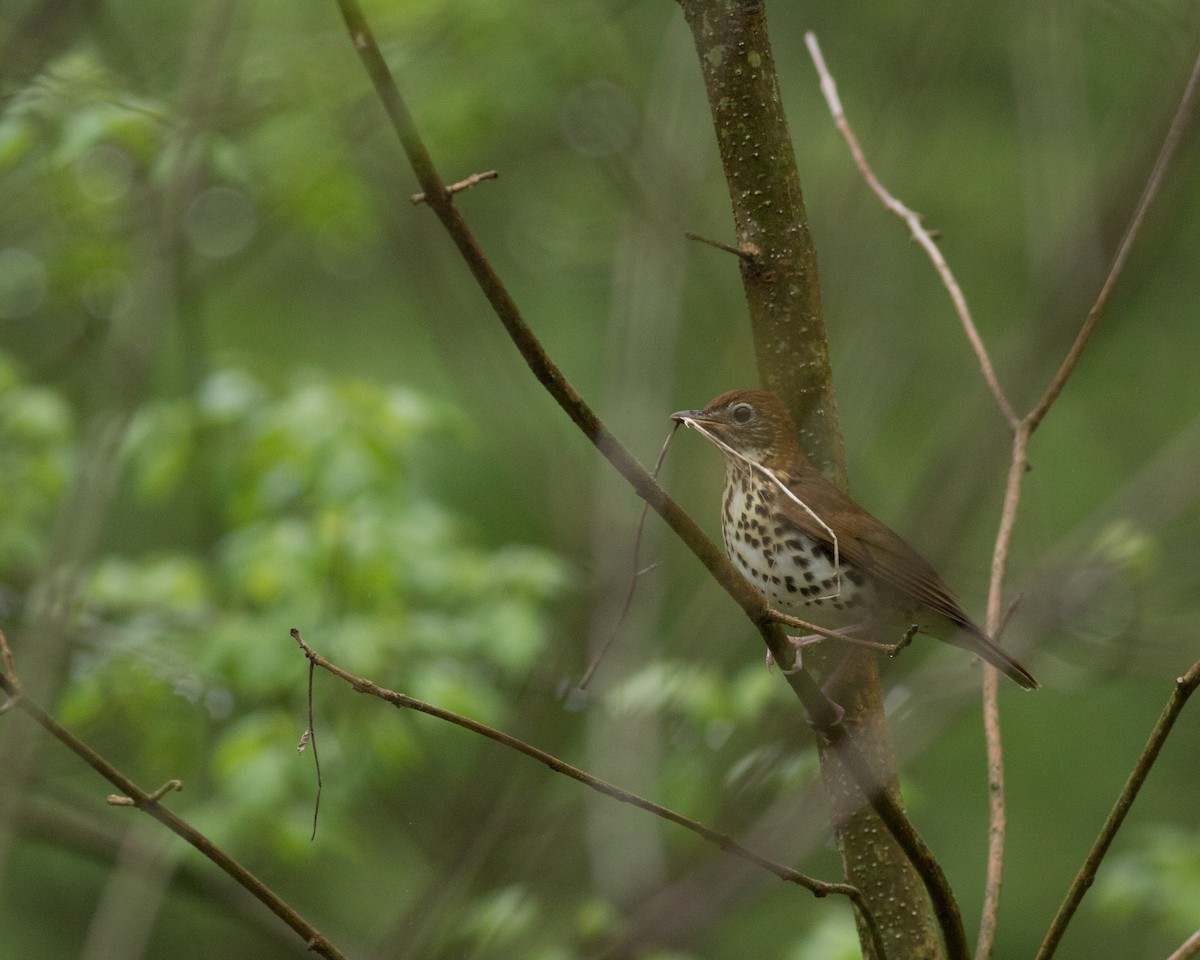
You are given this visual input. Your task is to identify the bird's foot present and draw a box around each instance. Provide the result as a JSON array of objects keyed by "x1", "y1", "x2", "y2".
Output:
[
  {"x1": 766, "y1": 633, "x2": 825, "y2": 674},
  {"x1": 805, "y1": 696, "x2": 845, "y2": 739}
]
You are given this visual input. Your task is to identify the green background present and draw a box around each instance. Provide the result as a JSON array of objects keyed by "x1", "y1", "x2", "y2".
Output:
[{"x1": 1, "y1": 0, "x2": 1198, "y2": 957}]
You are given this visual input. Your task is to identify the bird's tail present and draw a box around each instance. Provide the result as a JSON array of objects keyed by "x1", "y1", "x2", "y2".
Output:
[{"x1": 952, "y1": 622, "x2": 1040, "y2": 690}]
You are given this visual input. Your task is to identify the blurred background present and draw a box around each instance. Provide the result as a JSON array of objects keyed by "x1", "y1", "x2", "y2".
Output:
[{"x1": 1, "y1": 0, "x2": 1199, "y2": 957}]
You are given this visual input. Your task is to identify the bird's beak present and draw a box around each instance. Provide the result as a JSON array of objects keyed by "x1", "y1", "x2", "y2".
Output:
[{"x1": 670, "y1": 408, "x2": 715, "y2": 426}]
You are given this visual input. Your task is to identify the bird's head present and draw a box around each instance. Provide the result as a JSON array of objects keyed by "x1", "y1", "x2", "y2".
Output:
[{"x1": 670, "y1": 389, "x2": 799, "y2": 465}]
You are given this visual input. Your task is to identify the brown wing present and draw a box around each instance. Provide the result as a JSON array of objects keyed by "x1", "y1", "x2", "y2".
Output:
[
  {"x1": 776, "y1": 464, "x2": 1040, "y2": 689},
  {"x1": 776, "y1": 466, "x2": 976, "y2": 632}
]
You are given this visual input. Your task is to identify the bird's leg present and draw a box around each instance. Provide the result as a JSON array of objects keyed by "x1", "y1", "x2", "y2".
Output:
[
  {"x1": 765, "y1": 608, "x2": 853, "y2": 663},
  {"x1": 768, "y1": 632, "x2": 825, "y2": 673},
  {"x1": 804, "y1": 694, "x2": 846, "y2": 738},
  {"x1": 764, "y1": 618, "x2": 877, "y2": 672}
]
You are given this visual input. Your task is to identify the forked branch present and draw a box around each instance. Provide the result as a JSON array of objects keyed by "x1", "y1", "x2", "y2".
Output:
[
  {"x1": 0, "y1": 632, "x2": 350, "y2": 960},
  {"x1": 331, "y1": 2, "x2": 969, "y2": 954},
  {"x1": 289, "y1": 631, "x2": 884, "y2": 951},
  {"x1": 807, "y1": 31, "x2": 1200, "y2": 959}
]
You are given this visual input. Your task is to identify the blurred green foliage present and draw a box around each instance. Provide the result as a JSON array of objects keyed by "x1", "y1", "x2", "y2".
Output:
[
  {"x1": 2, "y1": 0, "x2": 1200, "y2": 958},
  {"x1": 1097, "y1": 826, "x2": 1200, "y2": 933}
]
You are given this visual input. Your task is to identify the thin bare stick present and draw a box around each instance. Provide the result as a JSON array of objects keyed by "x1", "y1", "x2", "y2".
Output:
[
  {"x1": 108, "y1": 780, "x2": 183, "y2": 806},
  {"x1": 300, "y1": 655, "x2": 323, "y2": 840},
  {"x1": 1167, "y1": 931, "x2": 1200, "y2": 960},
  {"x1": 973, "y1": 425, "x2": 1031, "y2": 954},
  {"x1": 579, "y1": 424, "x2": 680, "y2": 689},
  {"x1": 290, "y1": 631, "x2": 884, "y2": 950},
  {"x1": 808, "y1": 32, "x2": 1200, "y2": 957},
  {"x1": 767, "y1": 610, "x2": 915, "y2": 654},
  {"x1": 984, "y1": 54, "x2": 1199, "y2": 951},
  {"x1": 0, "y1": 632, "x2": 350, "y2": 960},
  {"x1": 1028, "y1": 49, "x2": 1200, "y2": 432},
  {"x1": 1037, "y1": 660, "x2": 1200, "y2": 960},
  {"x1": 977, "y1": 665, "x2": 1006, "y2": 953},
  {"x1": 410, "y1": 169, "x2": 498, "y2": 205},
  {"x1": 330, "y1": 6, "x2": 969, "y2": 951},
  {"x1": 684, "y1": 232, "x2": 761, "y2": 261},
  {"x1": 804, "y1": 32, "x2": 1018, "y2": 428}
]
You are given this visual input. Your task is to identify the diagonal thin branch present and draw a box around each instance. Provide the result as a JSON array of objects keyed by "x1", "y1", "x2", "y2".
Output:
[
  {"x1": 1167, "y1": 931, "x2": 1200, "y2": 960},
  {"x1": 0, "y1": 632, "x2": 350, "y2": 960},
  {"x1": 804, "y1": 32, "x2": 1019, "y2": 429},
  {"x1": 1037, "y1": 660, "x2": 1200, "y2": 960},
  {"x1": 330, "y1": 3, "x2": 968, "y2": 954},
  {"x1": 807, "y1": 32, "x2": 1200, "y2": 960},
  {"x1": 289, "y1": 630, "x2": 884, "y2": 952},
  {"x1": 982, "y1": 51, "x2": 1199, "y2": 953},
  {"x1": 1027, "y1": 48, "x2": 1200, "y2": 433}
]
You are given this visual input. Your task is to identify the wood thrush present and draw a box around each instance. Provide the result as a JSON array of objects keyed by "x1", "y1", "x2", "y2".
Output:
[{"x1": 672, "y1": 389, "x2": 1039, "y2": 690}]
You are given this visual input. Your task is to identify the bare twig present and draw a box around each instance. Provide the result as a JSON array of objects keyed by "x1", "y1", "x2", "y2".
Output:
[
  {"x1": 331, "y1": 5, "x2": 969, "y2": 953},
  {"x1": 290, "y1": 630, "x2": 884, "y2": 950},
  {"x1": 108, "y1": 780, "x2": 183, "y2": 806},
  {"x1": 1166, "y1": 931, "x2": 1200, "y2": 960},
  {"x1": 579, "y1": 423, "x2": 679, "y2": 690},
  {"x1": 766, "y1": 611, "x2": 914, "y2": 654},
  {"x1": 410, "y1": 169, "x2": 498, "y2": 205},
  {"x1": 806, "y1": 32, "x2": 1200, "y2": 958},
  {"x1": 0, "y1": 633, "x2": 349, "y2": 960},
  {"x1": 804, "y1": 32, "x2": 1018, "y2": 428},
  {"x1": 684, "y1": 231, "x2": 761, "y2": 261},
  {"x1": 1028, "y1": 49, "x2": 1200, "y2": 433},
  {"x1": 805, "y1": 35, "x2": 1022, "y2": 950},
  {"x1": 1037, "y1": 660, "x2": 1200, "y2": 960},
  {"x1": 981, "y1": 50, "x2": 1199, "y2": 953},
  {"x1": 974, "y1": 424, "x2": 1031, "y2": 953},
  {"x1": 301, "y1": 655, "x2": 323, "y2": 840},
  {"x1": 977, "y1": 666, "x2": 1006, "y2": 952}
]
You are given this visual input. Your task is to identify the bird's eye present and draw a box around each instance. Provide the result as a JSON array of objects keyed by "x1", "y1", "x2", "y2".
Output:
[{"x1": 730, "y1": 402, "x2": 755, "y2": 424}]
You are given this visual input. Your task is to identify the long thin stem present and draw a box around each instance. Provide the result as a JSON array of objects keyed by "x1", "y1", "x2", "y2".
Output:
[
  {"x1": 289, "y1": 632, "x2": 884, "y2": 950},
  {"x1": 976, "y1": 425, "x2": 1031, "y2": 954},
  {"x1": 331, "y1": 3, "x2": 969, "y2": 954},
  {"x1": 804, "y1": 32, "x2": 1018, "y2": 429},
  {"x1": 0, "y1": 635, "x2": 350, "y2": 960},
  {"x1": 807, "y1": 31, "x2": 1200, "y2": 960},
  {"x1": 1036, "y1": 661, "x2": 1200, "y2": 959},
  {"x1": 1166, "y1": 931, "x2": 1200, "y2": 960},
  {"x1": 1028, "y1": 49, "x2": 1200, "y2": 433}
]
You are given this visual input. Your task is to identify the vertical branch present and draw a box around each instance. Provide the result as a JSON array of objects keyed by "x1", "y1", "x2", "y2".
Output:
[
  {"x1": 976, "y1": 424, "x2": 1030, "y2": 955},
  {"x1": 677, "y1": 1, "x2": 845, "y2": 482},
  {"x1": 806, "y1": 33, "x2": 1200, "y2": 960},
  {"x1": 331, "y1": 1, "x2": 971, "y2": 955},
  {"x1": 678, "y1": 6, "x2": 953, "y2": 957}
]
